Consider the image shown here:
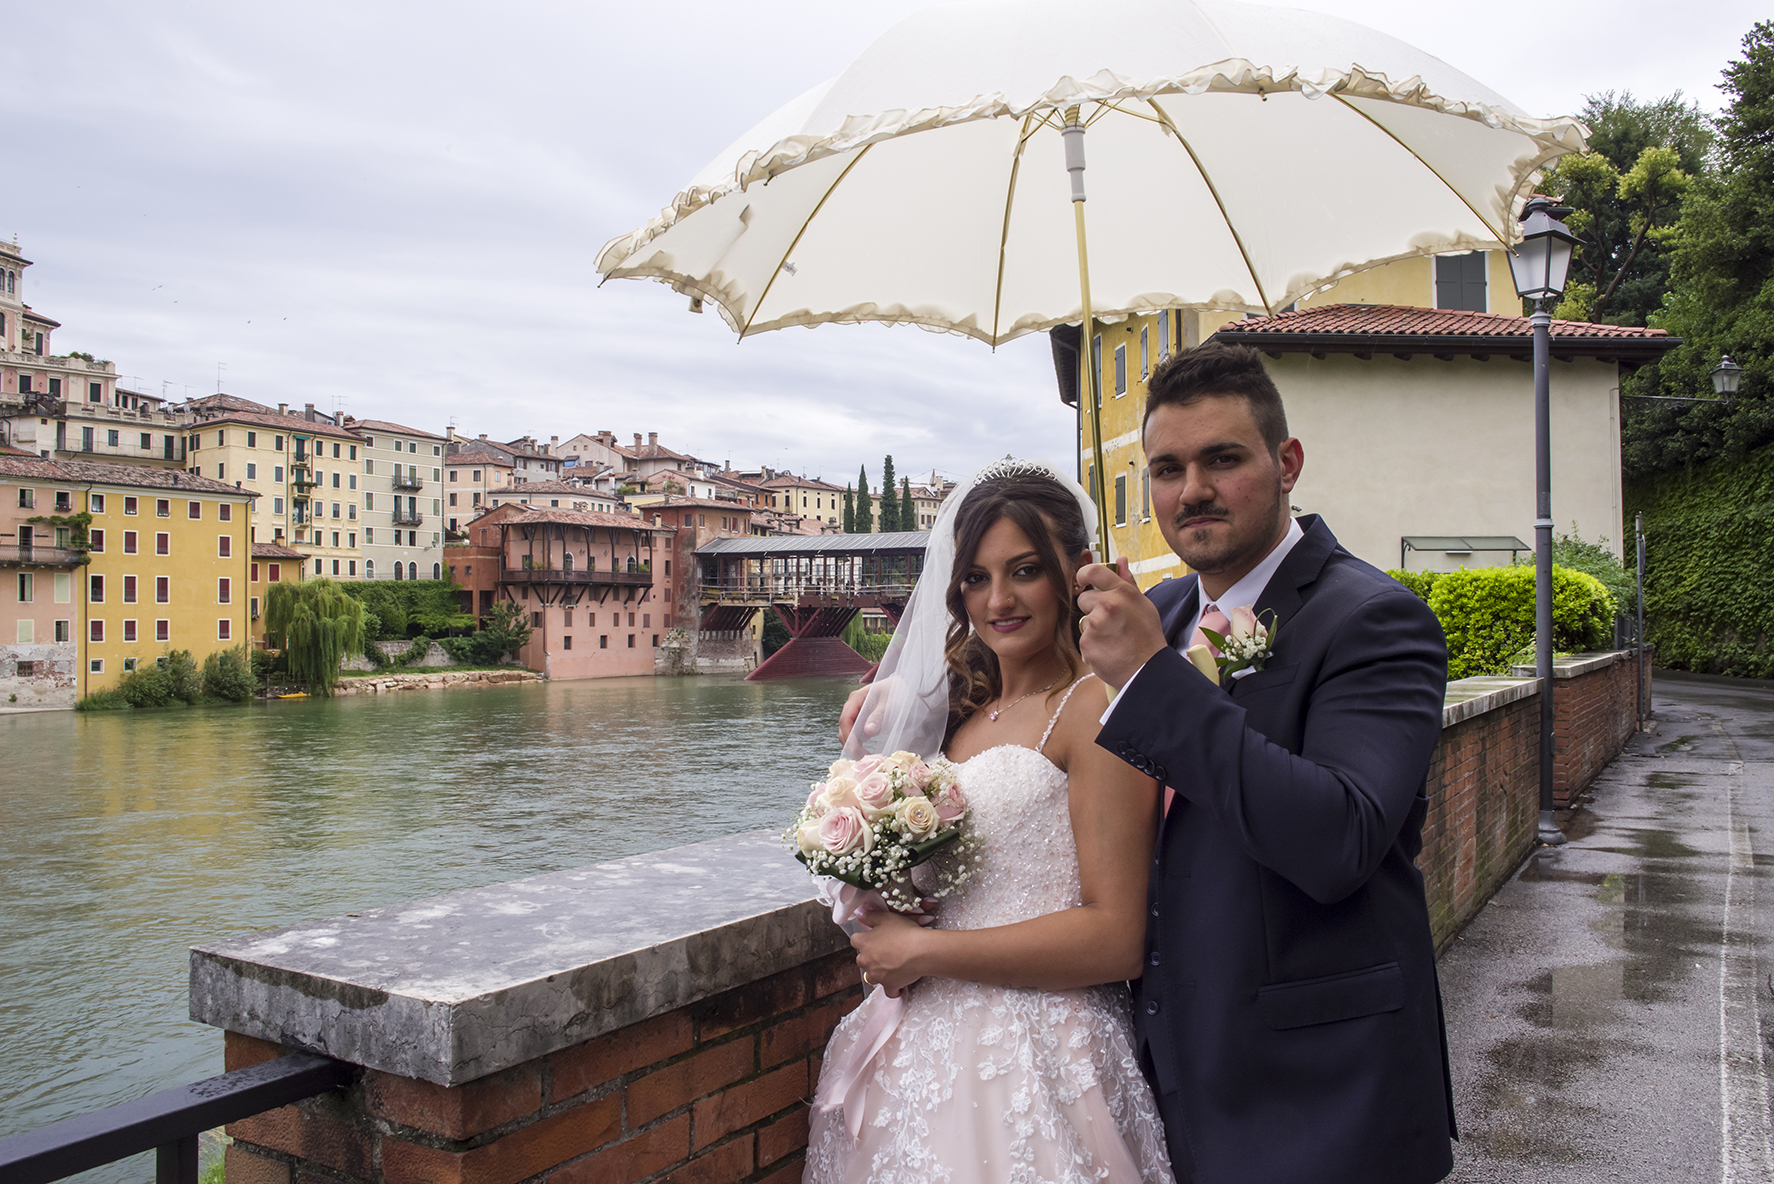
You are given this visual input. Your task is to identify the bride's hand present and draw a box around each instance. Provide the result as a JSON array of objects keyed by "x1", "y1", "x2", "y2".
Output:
[{"x1": 850, "y1": 910, "x2": 929, "y2": 998}]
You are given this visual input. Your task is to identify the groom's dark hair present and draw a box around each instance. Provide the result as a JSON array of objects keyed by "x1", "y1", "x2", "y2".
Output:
[{"x1": 1143, "y1": 341, "x2": 1289, "y2": 457}]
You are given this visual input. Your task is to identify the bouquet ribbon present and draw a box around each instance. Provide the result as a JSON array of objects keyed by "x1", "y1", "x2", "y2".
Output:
[{"x1": 813, "y1": 883, "x2": 911, "y2": 1142}]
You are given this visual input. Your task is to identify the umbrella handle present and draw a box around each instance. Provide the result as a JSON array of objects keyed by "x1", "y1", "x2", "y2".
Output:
[{"x1": 1064, "y1": 108, "x2": 1115, "y2": 565}]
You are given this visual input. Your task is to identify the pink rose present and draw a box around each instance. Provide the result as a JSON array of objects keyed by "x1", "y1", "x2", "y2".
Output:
[
  {"x1": 1228, "y1": 604, "x2": 1258, "y2": 637},
  {"x1": 933, "y1": 780, "x2": 967, "y2": 822},
  {"x1": 854, "y1": 771, "x2": 894, "y2": 818},
  {"x1": 817, "y1": 806, "x2": 872, "y2": 856},
  {"x1": 907, "y1": 761, "x2": 934, "y2": 792},
  {"x1": 806, "y1": 784, "x2": 827, "y2": 813},
  {"x1": 851, "y1": 753, "x2": 886, "y2": 778}
]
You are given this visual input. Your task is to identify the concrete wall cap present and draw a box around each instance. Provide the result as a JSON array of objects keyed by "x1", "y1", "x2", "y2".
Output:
[
  {"x1": 1509, "y1": 649, "x2": 1632, "y2": 680},
  {"x1": 1442, "y1": 675, "x2": 1538, "y2": 727},
  {"x1": 188, "y1": 831, "x2": 841, "y2": 1087}
]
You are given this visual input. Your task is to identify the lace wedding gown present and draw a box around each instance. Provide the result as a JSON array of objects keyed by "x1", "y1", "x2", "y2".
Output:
[{"x1": 805, "y1": 683, "x2": 1175, "y2": 1184}]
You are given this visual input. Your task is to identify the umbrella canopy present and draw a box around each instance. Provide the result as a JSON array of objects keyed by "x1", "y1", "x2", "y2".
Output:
[{"x1": 597, "y1": 0, "x2": 1588, "y2": 345}]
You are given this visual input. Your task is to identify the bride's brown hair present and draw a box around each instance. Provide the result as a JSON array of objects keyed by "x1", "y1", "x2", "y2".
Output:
[{"x1": 943, "y1": 469, "x2": 1090, "y2": 743}]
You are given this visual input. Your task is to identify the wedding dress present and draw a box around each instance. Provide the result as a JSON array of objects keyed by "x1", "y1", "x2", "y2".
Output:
[{"x1": 804, "y1": 681, "x2": 1175, "y2": 1184}]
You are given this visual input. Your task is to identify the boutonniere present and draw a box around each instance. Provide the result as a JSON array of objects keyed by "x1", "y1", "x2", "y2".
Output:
[{"x1": 1185, "y1": 605, "x2": 1281, "y2": 686}]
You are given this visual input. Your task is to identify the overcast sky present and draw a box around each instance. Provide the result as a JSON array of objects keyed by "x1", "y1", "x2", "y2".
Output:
[{"x1": 3, "y1": 1, "x2": 1759, "y2": 485}]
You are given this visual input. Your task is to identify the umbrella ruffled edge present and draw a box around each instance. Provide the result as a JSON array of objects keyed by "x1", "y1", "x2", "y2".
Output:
[{"x1": 596, "y1": 57, "x2": 1589, "y2": 281}]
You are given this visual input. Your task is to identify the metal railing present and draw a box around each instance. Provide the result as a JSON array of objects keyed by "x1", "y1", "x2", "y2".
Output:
[
  {"x1": 392, "y1": 474, "x2": 424, "y2": 491},
  {"x1": 0, "y1": 544, "x2": 87, "y2": 567},
  {"x1": 392, "y1": 510, "x2": 424, "y2": 527},
  {"x1": 699, "y1": 579, "x2": 916, "y2": 601},
  {"x1": 0, "y1": 1053, "x2": 352, "y2": 1184},
  {"x1": 504, "y1": 566, "x2": 651, "y2": 586}
]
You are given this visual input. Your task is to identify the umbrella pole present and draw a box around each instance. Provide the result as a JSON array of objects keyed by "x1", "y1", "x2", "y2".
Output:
[{"x1": 1062, "y1": 107, "x2": 1115, "y2": 563}]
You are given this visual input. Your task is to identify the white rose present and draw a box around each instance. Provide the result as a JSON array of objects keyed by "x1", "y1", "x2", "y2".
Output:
[{"x1": 896, "y1": 795, "x2": 941, "y2": 840}]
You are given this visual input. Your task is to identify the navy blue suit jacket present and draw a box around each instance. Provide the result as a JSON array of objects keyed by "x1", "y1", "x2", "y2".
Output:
[{"x1": 1098, "y1": 515, "x2": 1456, "y2": 1184}]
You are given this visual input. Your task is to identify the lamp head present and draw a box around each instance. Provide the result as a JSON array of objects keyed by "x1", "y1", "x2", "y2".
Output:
[
  {"x1": 1509, "y1": 195, "x2": 1582, "y2": 304},
  {"x1": 1711, "y1": 354, "x2": 1743, "y2": 399}
]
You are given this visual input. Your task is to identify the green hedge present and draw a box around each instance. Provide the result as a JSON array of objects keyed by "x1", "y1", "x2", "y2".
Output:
[
  {"x1": 1624, "y1": 439, "x2": 1774, "y2": 677},
  {"x1": 1389, "y1": 565, "x2": 1617, "y2": 679}
]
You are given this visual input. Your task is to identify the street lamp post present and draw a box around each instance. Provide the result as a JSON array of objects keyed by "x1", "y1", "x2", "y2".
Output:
[{"x1": 1508, "y1": 196, "x2": 1581, "y2": 847}]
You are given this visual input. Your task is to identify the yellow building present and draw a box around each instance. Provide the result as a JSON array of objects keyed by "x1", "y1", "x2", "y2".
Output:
[
  {"x1": 1075, "y1": 251, "x2": 1521, "y2": 587},
  {"x1": 248, "y1": 541, "x2": 307, "y2": 646},
  {"x1": 183, "y1": 408, "x2": 364, "y2": 581},
  {"x1": 1, "y1": 455, "x2": 255, "y2": 702}
]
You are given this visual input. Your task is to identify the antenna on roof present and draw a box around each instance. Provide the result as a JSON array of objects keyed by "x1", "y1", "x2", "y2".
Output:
[{"x1": 216, "y1": 362, "x2": 226, "y2": 393}]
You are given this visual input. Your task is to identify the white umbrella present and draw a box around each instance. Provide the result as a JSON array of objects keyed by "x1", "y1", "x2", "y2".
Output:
[{"x1": 597, "y1": 0, "x2": 1586, "y2": 543}]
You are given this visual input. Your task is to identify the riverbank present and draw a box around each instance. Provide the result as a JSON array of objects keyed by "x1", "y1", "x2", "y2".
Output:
[{"x1": 329, "y1": 668, "x2": 542, "y2": 695}]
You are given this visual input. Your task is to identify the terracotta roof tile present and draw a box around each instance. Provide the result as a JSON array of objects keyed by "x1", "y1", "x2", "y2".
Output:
[
  {"x1": 182, "y1": 407, "x2": 361, "y2": 439},
  {"x1": 352, "y1": 418, "x2": 446, "y2": 439},
  {"x1": 252, "y1": 542, "x2": 306, "y2": 559},
  {"x1": 1227, "y1": 304, "x2": 1673, "y2": 340},
  {"x1": 0, "y1": 455, "x2": 259, "y2": 495},
  {"x1": 501, "y1": 506, "x2": 672, "y2": 531}
]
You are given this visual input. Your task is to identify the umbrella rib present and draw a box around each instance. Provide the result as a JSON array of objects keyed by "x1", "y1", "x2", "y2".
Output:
[
  {"x1": 1327, "y1": 93, "x2": 1512, "y2": 247},
  {"x1": 738, "y1": 143, "x2": 876, "y2": 340},
  {"x1": 1146, "y1": 97, "x2": 1273, "y2": 315},
  {"x1": 992, "y1": 113, "x2": 1039, "y2": 347}
]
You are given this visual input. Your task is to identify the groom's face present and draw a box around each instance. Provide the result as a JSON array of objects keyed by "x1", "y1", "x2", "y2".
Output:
[{"x1": 1144, "y1": 396, "x2": 1303, "y2": 585}]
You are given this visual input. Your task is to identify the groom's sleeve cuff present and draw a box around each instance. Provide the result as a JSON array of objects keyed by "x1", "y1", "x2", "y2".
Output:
[{"x1": 1099, "y1": 652, "x2": 1164, "y2": 725}]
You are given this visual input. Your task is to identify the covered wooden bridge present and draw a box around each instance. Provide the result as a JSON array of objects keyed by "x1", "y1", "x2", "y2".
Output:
[{"x1": 696, "y1": 532, "x2": 928, "y2": 679}]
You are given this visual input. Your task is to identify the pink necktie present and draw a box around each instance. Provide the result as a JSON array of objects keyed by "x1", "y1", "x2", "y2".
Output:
[{"x1": 1190, "y1": 606, "x2": 1231, "y2": 655}]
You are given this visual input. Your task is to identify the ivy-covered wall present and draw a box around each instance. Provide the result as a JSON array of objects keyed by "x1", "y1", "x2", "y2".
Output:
[{"x1": 1625, "y1": 440, "x2": 1774, "y2": 677}]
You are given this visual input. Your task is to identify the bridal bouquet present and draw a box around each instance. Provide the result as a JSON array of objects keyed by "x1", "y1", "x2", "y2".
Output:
[{"x1": 786, "y1": 750, "x2": 977, "y2": 913}]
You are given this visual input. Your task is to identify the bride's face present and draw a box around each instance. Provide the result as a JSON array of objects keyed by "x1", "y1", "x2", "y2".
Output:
[{"x1": 959, "y1": 515, "x2": 1079, "y2": 665}]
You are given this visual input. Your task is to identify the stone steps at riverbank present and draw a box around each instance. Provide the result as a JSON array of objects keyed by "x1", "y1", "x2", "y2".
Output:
[{"x1": 333, "y1": 669, "x2": 543, "y2": 695}]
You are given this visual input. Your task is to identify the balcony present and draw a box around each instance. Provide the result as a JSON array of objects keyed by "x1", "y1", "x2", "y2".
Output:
[
  {"x1": 0, "y1": 543, "x2": 87, "y2": 567},
  {"x1": 502, "y1": 566, "x2": 652, "y2": 587},
  {"x1": 392, "y1": 509, "x2": 425, "y2": 527},
  {"x1": 392, "y1": 473, "x2": 424, "y2": 491},
  {"x1": 290, "y1": 466, "x2": 318, "y2": 492}
]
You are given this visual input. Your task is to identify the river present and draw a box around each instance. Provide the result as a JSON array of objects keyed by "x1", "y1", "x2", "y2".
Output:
[{"x1": 1, "y1": 674, "x2": 857, "y2": 1181}]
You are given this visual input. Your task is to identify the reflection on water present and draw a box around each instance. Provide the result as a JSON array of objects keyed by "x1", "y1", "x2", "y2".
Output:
[{"x1": 1, "y1": 675, "x2": 855, "y2": 1180}]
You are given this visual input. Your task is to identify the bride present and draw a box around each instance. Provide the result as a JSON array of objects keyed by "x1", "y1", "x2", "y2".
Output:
[{"x1": 804, "y1": 460, "x2": 1174, "y2": 1184}]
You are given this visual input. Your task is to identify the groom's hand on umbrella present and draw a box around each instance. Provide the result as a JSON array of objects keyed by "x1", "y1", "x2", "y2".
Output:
[{"x1": 1076, "y1": 557, "x2": 1168, "y2": 692}]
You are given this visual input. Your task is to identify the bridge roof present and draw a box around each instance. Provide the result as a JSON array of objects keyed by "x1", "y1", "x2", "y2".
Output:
[{"x1": 697, "y1": 531, "x2": 928, "y2": 557}]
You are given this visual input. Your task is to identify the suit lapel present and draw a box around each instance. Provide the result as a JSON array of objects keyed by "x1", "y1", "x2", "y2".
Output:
[
  {"x1": 1248, "y1": 515, "x2": 1338, "y2": 640},
  {"x1": 1159, "y1": 574, "x2": 1202, "y2": 649}
]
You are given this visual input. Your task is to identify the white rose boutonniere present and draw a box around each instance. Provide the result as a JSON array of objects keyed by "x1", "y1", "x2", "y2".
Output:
[{"x1": 1198, "y1": 605, "x2": 1281, "y2": 682}]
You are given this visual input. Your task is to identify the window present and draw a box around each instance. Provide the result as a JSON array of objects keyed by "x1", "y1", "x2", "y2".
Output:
[
  {"x1": 16, "y1": 572, "x2": 32, "y2": 602},
  {"x1": 332, "y1": 502, "x2": 340, "y2": 519},
  {"x1": 432, "y1": 563, "x2": 440, "y2": 580},
  {"x1": 141, "y1": 432, "x2": 152, "y2": 450},
  {"x1": 275, "y1": 435, "x2": 284, "y2": 451},
  {"x1": 16, "y1": 656, "x2": 34, "y2": 673},
  {"x1": 314, "y1": 559, "x2": 321, "y2": 575},
  {"x1": 82, "y1": 426, "x2": 94, "y2": 452},
  {"x1": 17, "y1": 375, "x2": 28, "y2": 393},
  {"x1": 218, "y1": 536, "x2": 232, "y2": 558},
  {"x1": 1141, "y1": 469, "x2": 1152, "y2": 520},
  {"x1": 433, "y1": 446, "x2": 441, "y2": 456},
  {"x1": 628, "y1": 634, "x2": 635, "y2": 648},
  {"x1": 123, "y1": 620, "x2": 137, "y2": 642},
  {"x1": 274, "y1": 465, "x2": 284, "y2": 482},
  {"x1": 268, "y1": 563, "x2": 281, "y2": 581},
  {"x1": 1114, "y1": 343, "x2": 1127, "y2": 396},
  {"x1": 564, "y1": 635, "x2": 573, "y2": 650},
  {"x1": 472, "y1": 492, "x2": 481, "y2": 506},
  {"x1": 332, "y1": 559, "x2": 340, "y2": 575},
  {"x1": 532, "y1": 611, "x2": 543, "y2": 628},
  {"x1": 1114, "y1": 474, "x2": 1127, "y2": 526},
  {"x1": 247, "y1": 431, "x2": 257, "y2": 448},
  {"x1": 90, "y1": 574, "x2": 104, "y2": 603},
  {"x1": 246, "y1": 463, "x2": 257, "y2": 480},
  {"x1": 1159, "y1": 311, "x2": 1171, "y2": 360},
  {"x1": 54, "y1": 619, "x2": 70, "y2": 642},
  {"x1": 348, "y1": 532, "x2": 356, "y2": 548},
  {"x1": 89, "y1": 659, "x2": 103, "y2": 674},
  {"x1": 652, "y1": 635, "x2": 659, "y2": 647},
  {"x1": 90, "y1": 619, "x2": 104, "y2": 642},
  {"x1": 251, "y1": 563, "x2": 259, "y2": 582},
  {"x1": 1434, "y1": 251, "x2": 1488, "y2": 312},
  {"x1": 55, "y1": 490, "x2": 71, "y2": 511},
  {"x1": 156, "y1": 620, "x2": 169, "y2": 641},
  {"x1": 643, "y1": 613, "x2": 650, "y2": 627},
  {"x1": 123, "y1": 575, "x2": 138, "y2": 604},
  {"x1": 108, "y1": 429, "x2": 120, "y2": 447},
  {"x1": 220, "y1": 503, "x2": 232, "y2": 522},
  {"x1": 1140, "y1": 326, "x2": 1150, "y2": 379},
  {"x1": 156, "y1": 533, "x2": 169, "y2": 555},
  {"x1": 90, "y1": 493, "x2": 105, "y2": 514},
  {"x1": 332, "y1": 472, "x2": 340, "y2": 489},
  {"x1": 156, "y1": 499, "x2": 170, "y2": 517},
  {"x1": 331, "y1": 531, "x2": 340, "y2": 548},
  {"x1": 124, "y1": 496, "x2": 137, "y2": 515},
  {"x1": 122, "y1": 657, "x2": 138, "y2": 672},
  {"x1": 1092, "y1": 334, "x2": 1103, "y2": 405},
  {"x1": 349, "y1": 560, "x2": 357, "y2": 576},
  {"x1": 155, "y1": 576, "x2": 170, "y2": 603},
  {"x1": 600, "y1": 635, "x2": 608, "y2": 649},
  {"x1": 273, "y1": 497, "x2": 284, "y2": 515},
  {"x1": 218, "y1": 578, "x2": 231, "y2": 604},
  {"x1": 450, "y1": 470, "x2": 458, "y2": 482},
  {"x1": 250, "y1": 596, "x2": 260, "y2": 619},
  {"x1": 348, "y1": 504, "x2": 356, "y2": 520},
  {"x1": 90, "y1": 381, "x2": 104, "y2": 402},
  {"x1": 187, "y1": 501, "x2": 201, "y2": 519},
  {"x1": 89, "y1": 529, "x2": 105, "y2": 552},
  {"x1": 472, "y1": 470, "x2": 481, "y2": 481},
  {"x1": 350, "y1": 445, "x2": 357, "y2": 460},
  {"x1": 218, "y1": 619, "x2": 232, "y2": 640},
  {"x1": 449, "y1": 492, "x2": 457, "y2": 507},
  {"x1": 364, "y1": 528, "x2": 373, "y2": 544}
]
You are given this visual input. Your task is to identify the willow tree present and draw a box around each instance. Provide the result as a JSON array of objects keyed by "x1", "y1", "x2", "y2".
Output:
[{"x1": 264, "y1": 578, "x2": 366, "y2": 696}]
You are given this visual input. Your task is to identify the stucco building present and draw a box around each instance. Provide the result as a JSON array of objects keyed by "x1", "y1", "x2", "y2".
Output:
[{"x1": 348, "y1": 419, "x2": 446, "y2": 581}]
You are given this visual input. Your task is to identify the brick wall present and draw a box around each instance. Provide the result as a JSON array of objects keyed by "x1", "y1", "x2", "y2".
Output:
[
  {"x1": 1417, "y1": 693, "x2": 1539, "y2": 951},
  {"x1": 1549, "y1": 656, "x2": 1642, "y2": 809},
  {"x1": 224, "y1": 949, "x2": 865, "y2": 1184}
]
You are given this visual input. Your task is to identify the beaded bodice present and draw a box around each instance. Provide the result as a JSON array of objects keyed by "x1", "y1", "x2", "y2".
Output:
[{"x1": 933, "y1": 744, "x2": 1081, "y2": 933}]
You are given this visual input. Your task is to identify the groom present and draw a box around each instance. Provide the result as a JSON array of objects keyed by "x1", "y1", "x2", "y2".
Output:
[{"x1": 1076, "y1": 342, "x2": 1455, "y2": 1184}]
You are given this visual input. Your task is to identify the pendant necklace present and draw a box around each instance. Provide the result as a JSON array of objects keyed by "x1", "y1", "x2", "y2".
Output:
[{"x1": 988, "y1": 682, "x2": 1054, "y2": 722}]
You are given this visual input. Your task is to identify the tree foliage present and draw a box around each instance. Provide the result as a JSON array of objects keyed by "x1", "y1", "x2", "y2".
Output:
[
  {"x1": 201, "y1": 646, "x2": 259, "y2": 702},
  {"x1": 879, "y1": 456, "x2": 899, "y2": 532},
  {"x1": 855, "y1": 466, "x2": 874, "y2": 533},
  {"x1": 265, "y1": 578, "x2": 366, "y2": 696},
  {"x1": 843, "y1": 486, "x2": 855, "y2": 532},
  {"x1": 901, "y1": 477, "x2": 916, "y2": 532},
  {"x1": 1622, "y1": 23, "x2": 1774, "y2": 477},
  {"x1": 1388, "y1": 566, "x2": 1617, "y2": 679},
  {"x1": 348, "y1": 579, "x2": 470, "y2": 640},
  {"x1": 475, "y1": 598, "x2": 533, "y2": 662},
  {"x1": 1544, "y1": 91, "x2": 1713, "y2": 326}
]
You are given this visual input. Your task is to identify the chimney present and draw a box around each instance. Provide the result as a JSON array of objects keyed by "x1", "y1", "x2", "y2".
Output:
[
  {"x1": 446, "y1": 426, "x2": 456, "y2": 442},
  {"x1": 479, "y1": 433, "x2": 488, "y2": 442},
  {"x1": 648, "y1": 432, "x2": 658, "y2": 448},
  {"x1": 278, "y1": 403, "x2": 288, "y2": 414},
  {"x1": 304, "y1": 403, "x2": 316, "y2": 422},
  {"x1": 550, "y1": 435, "x2": 559, "y2": 453},
  {"x1": 633, "y1": 433, "x2": 642, "y2": 450}
]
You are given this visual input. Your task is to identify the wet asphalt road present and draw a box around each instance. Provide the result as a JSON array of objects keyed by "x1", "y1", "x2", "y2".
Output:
[{"x1": 1440, "y1": 674, "x2": 1774, "y2": 1182}]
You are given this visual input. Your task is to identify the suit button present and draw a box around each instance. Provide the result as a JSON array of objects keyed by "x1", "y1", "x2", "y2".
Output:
[
  {"x1": 1154, "y1": 765, "x2": 1168, "y2": 781},
  {"x1": 1145, "y1": 1000, "x2": 1160, "y2": 1015},
  {"x1": 1149, "y1": 951, "x2": 1161, "y2": 966}
]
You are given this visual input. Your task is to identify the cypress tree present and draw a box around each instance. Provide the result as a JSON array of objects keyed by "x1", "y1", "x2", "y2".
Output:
[
  {"x1": 843, "y1": 486, "x2": 855, "y2": 532},
  {"x1": 901, "y1": 476, "x2": 916, "y2": 531},
  {"x1": 879, "y1": 456, "x2": 899, "y2": 532},
  {"x1": 856, "y1": 466, "x2": 874, "y2": 533}
]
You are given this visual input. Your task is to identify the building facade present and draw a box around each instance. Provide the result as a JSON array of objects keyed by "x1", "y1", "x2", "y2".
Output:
[
  {"x1": 442, "y1": 448, "x2": 514, "y2": 535},
  {"x1": 350, "y1": 419, "x2": 446, "y2": 581}
]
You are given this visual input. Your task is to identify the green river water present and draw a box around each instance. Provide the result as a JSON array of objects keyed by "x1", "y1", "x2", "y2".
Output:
[{"x1": 1, "y1": 674, "x2": 856, "y2": 1182}]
